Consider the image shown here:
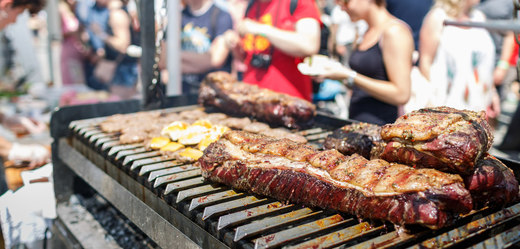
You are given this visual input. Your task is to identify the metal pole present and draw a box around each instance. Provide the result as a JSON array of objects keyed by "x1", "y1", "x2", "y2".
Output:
[
  {"x1": 167, "y1": 0, "x2": 182, "y2": 96},
  {"x1": 45, "y1": 0, "x2": 61, "y2": 86},
  {"x1": 140, "y1": 0, "x2": 155, "y2": 107},
  {"x1": 443, "y1": 20, "x2": 520, "y2": 33}
]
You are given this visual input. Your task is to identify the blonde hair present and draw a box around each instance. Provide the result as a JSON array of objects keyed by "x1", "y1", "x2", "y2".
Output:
[{"x1": 433, "y1": 0, "x2": 464, "y2": 18}]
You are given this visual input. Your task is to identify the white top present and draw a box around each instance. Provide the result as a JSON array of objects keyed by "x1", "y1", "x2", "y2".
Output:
[{"x1": 429, "y1": 8, "x2": 496, "y2": 112}]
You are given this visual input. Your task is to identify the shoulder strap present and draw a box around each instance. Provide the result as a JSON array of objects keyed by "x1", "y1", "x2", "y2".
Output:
[
  {"x1": 245, "y1": 0, "x2": 298, "y2": 16},
  {"x1": 290, "y1": 0, "x2": 298, "y2": 15},
  {"x1": 245, "y1": 0, "x2": 255, "y2": 16},
  {"x1": 210, "y1": 5, "x2": 221, "y2": 39}
]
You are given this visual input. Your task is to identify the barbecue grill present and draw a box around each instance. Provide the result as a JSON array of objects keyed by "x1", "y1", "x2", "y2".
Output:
[{"x1": 50, "y1": 95, "x2": 520, "y2": 249}]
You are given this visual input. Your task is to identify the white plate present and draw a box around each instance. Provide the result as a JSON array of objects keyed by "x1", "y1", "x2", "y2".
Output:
[{"x1": 297, "y1": 63, "x2": 325, "y2": 76}]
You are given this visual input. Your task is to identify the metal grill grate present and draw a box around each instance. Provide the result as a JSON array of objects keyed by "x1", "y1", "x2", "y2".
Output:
[{"x1": 64, "y1": 110, "x2": 520, "y2": 249}]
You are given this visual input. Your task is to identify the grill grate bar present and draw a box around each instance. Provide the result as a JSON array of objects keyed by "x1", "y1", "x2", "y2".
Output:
[
  {"x1": 189, "y1": 190, "x2": 244, "y2": 211},
  {"x1": 153, "y1": 169, "x2": 201, "y2": 188},
  {"x1": 139, "y1": 161, "x2": 182, "y2": 176},
  {"x1": 297, "y1": 128, "x2": 324, "y2": 136},
  {"x1": 122, "y1": 151, "x2": 162, "y2": 166},
  {"x1": 348, "y1": 229, "x2": 418, "y2": 249},
  {"x1": 176, "y1": 184, "x2": 224, "y2": 203},
  {"x1": 254, "y1": 214, "x2": 349, "y2": 249},
  {"x1": 94, "y1": 136, "x2": 119, "y2": 148},
  {"x1": 84, "y1": 130, "x2": 104, "y2": 140},
  {"x1": 115, "y1": 147, "x2": 147, "y2": 160},
  {"x1": 107, "y1": 143, "x2": 142, "y2": 157},
  {"x1": 234, "y1": 208, "x2": 319, "y2": 242},
  {"x1": 130, "y1": 156, "x2": 174, "y2": 171},
  {"x1": 469, "y1": 223, "x2": 520, "y2": 249},
  {"x1": 285, "y1": 222, "x2": 385, "y2": 249},
  {"x1": 148, "y1": 164, "x2": 199, "y2": 182},
  {"x1": 201, "y1": 196, "x2": 270, "y2": 223},
  {"x1": 217, "y1": 202, "x2": 292, "y2": 230},
  {"x1": 305, "y1": 131, "x2": 332, "y2": 141},
  {"x1": 101, "y1": 140, "x2": 122, "y2": 152},
  {"x1": 164, "y1": 177, "x2": 205, "y2": 195},
  {"x1": 77, "y1": 126, "x2": 99, "y2": 136},
  {"x1": 408, "y1": 202, "x2": 520, "y2": 249}
]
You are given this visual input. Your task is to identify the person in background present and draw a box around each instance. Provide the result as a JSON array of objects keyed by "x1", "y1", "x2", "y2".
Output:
[
  {"x1": 0, "y1": 0, "x2": 49, "y2": 194},
  {"x1": 59, "y1": 0, "x2": 89, "y2": 85},
  {"x1": 160, "y1": 0, "x2": 233, "y2": 95},
  {"x1": 419, "y1": 0, "x2": 498, "y2": 119},
  {"x1": 386, "y1": 0, "x2": 433, "y2": 51},
  {"x1": 477, "y1": 0, "x2": 515, "y2": 100},
  {"x1": 82, "y1": 0, "x2": 110, "y2": 90},
  {"x1": 329, "y1": 3, "x2": 366, "y2": 65},
  {"x1": 219, "y1": 0, "x2": 248, "y2": 80},
  {"x1": 224, "y1": 0, "x2": 321, "y2": 101},
  {"x1": 91, "y1": 0, "x2": 140, "y2": 99},
  {"x1": 315, "y1": 0, "x2": 414, "y2": 125}
]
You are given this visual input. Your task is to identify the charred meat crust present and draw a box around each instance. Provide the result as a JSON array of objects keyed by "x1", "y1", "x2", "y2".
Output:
[
  {"x1": 198, "y1": 71, "x2": 316, "y2": 129},
  {"x1": 323, "y1": 122, "x2": 382, "y2": 159},
  {"x1": 379, "y1": 107, "x2": 493, "y2": 175},
  {"x1": 465, "y1": 154, "x2": 519, "y2": 209},
  {"x1": 198, "y1": 130, "x2": 473, "y2": 229}
]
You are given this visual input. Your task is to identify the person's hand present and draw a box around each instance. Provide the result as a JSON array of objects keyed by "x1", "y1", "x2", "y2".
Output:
[
  {"x1": 236, "y1": 19, "x2": 268, "y2": 37},
  {"x1": 223, "y1": 30, "x2": 240, "y2": 49},
  {"x1": 8, "y1": 143, "x2": 50, "y2": 168}
]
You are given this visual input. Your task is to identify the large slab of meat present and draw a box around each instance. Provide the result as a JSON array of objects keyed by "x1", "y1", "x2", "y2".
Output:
[
  {"x1": 323, "y1": 115, "x2": 519, "y2": 209},
  {"x1": 378, "y1": 107, "x2": 493, "y2": 175},
  {"x1": 198, "y1": 130, "x2": 473, "y2": 229},
  {"x1": 198, "y1": 71, "x2": 316, "y2": 129}
]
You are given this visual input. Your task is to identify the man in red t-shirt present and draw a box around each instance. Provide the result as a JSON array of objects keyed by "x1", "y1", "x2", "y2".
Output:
[{"x1": 224, "y1": 0, "x2": 321, "y2": 101}]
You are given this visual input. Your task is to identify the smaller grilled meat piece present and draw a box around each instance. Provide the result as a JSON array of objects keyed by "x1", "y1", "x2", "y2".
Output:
[
  {"x1": 465, "y1": 154, "x2": 519, "y2": 209},
  {"x1": 198, "y1": 71, "x2": 316, "y2": 129},
  {"x1": 199, "y1": 130, "x2": 473, "y2": 229},
  {"x1": 379, "y1": 107, "x2": 493, "y2": 175},
  {"x1": 323, "y1": 122, "x2": 382, "y2": 158}
]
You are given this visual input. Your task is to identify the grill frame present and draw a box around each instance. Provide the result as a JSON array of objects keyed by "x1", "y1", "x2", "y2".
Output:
[{"x1": 51, "y1": 96, "x2": 520, "y2": 249}]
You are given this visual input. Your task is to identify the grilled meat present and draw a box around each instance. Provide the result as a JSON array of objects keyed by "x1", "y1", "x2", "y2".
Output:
[
  {"x1": 325, "y1": 116, "x2": 518, "y2": 209},
  {"x1": 379, "y1": 107, "x2": 493, "y2": 175},
  {"x1": 323, "y1": 122, "x2": 382, "y2": 158},
  {"x1": 198, "y1": 71, "x2": 316, "y2": 129},
  {"x1": 198, "y1": 130, "x2": 473, "y2": 229},
  {"x1": 465, "y1": 154, "x2": 519, "y2": 209}
]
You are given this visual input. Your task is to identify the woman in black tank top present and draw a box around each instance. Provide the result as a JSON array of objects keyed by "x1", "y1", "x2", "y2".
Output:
[{"x1": 318, "y1": 0, "x2": 414, "y2": 125}]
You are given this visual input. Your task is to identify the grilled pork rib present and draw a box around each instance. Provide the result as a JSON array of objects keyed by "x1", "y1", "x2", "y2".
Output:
[
  {"x1": 198, "y1": 71, "x2": 316, "y2": 129},
  {"x1": 379, "y1": 107, "x2": 493, "y2": 175},
  {"x1": 198, "y1": 130, "x2": 472, "y2": 229}
]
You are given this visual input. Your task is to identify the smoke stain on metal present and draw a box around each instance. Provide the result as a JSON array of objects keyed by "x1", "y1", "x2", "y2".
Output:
[
  {"x1": 147, "y1": 164, "x2": 198, "y2": 181},
  {"x1": 164, "y1": 177, "x2": 206, "y2": 195}
]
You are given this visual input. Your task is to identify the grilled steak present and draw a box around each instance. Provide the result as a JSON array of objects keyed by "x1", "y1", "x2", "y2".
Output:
[
  {"x1": 198, "y1": 130, "x2": 473, "y2": 229},
  {"x1": 198, "y1": 71, "x2": 316, "y2": 129},
  {"x1": 465, "y1": 154, "x2": 519, "y2": 209},
  {"x1": 323, "y1": 122, "x2": 382, "y2": 158},
  {"x1": 378, "y1": 107, "x2": 493, "y2": 175},
  {"x1": 324, "y1": 115, "x2": 518, "y2": 209}
]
